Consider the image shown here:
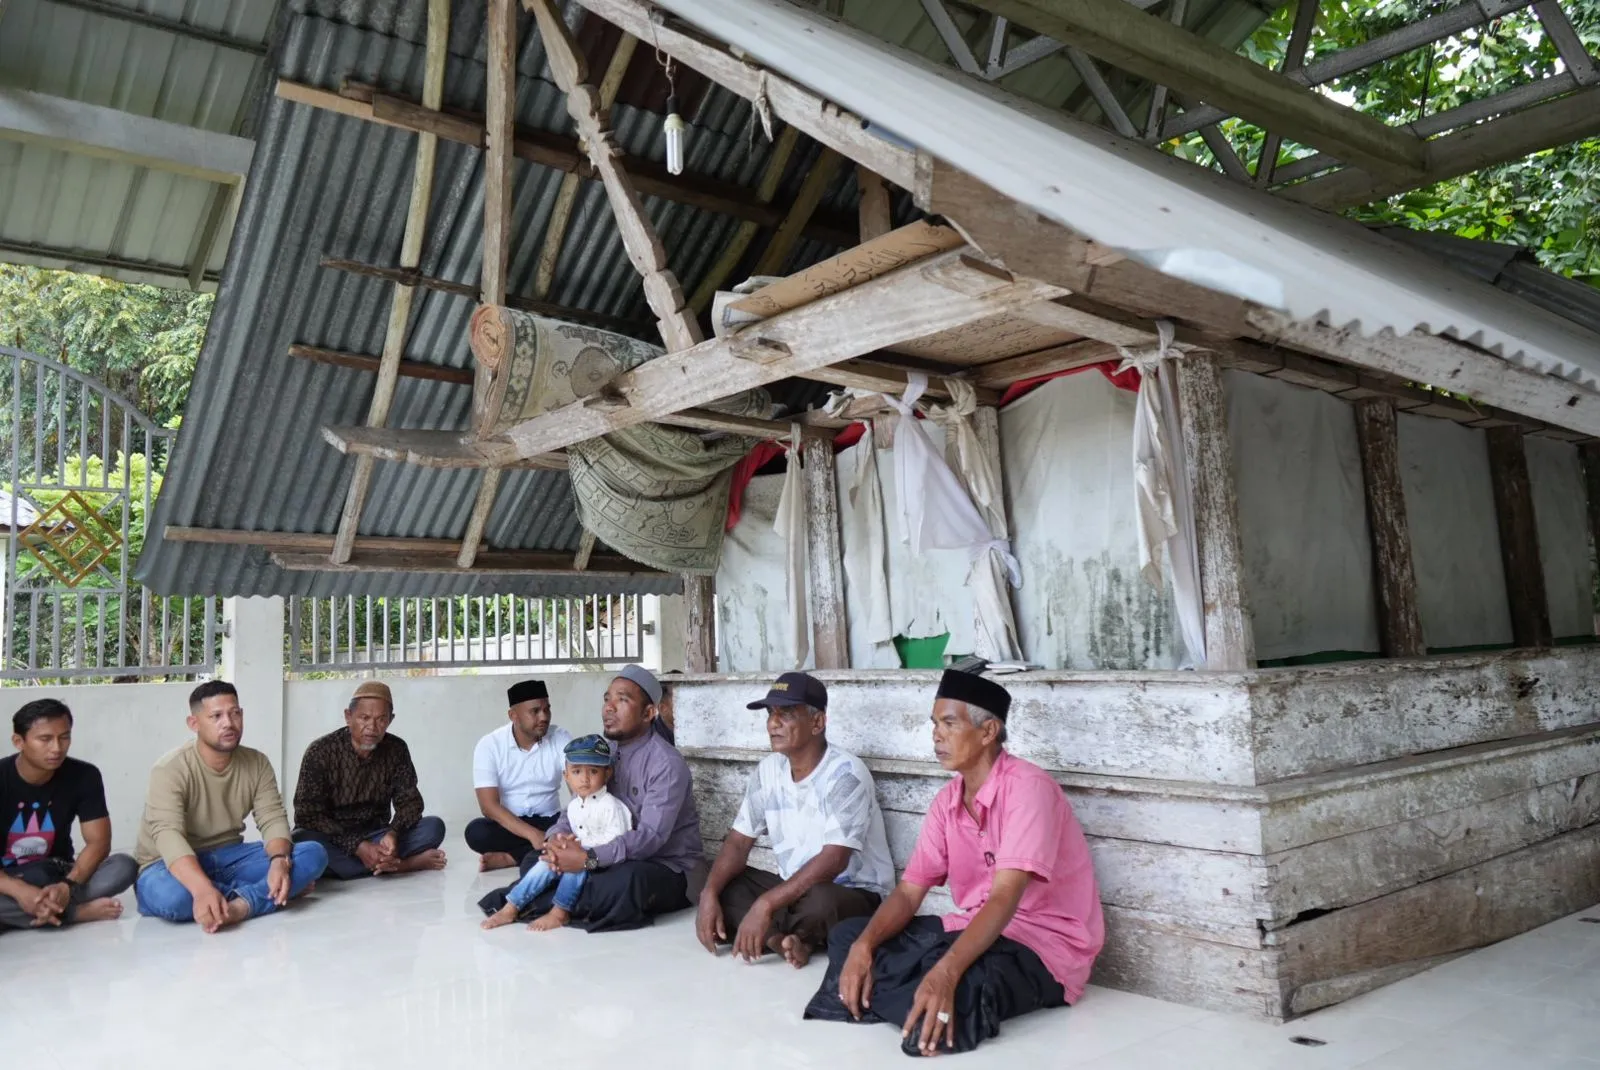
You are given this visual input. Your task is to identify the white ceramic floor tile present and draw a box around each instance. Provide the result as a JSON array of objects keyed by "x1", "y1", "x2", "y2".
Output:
[{"x1": 4, "y1": 836, "x2": 1599, "y2": 1070}]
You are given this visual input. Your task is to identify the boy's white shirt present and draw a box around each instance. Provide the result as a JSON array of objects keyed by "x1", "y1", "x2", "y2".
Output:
[{"x1": 566, "y1": 785, "x2": 632, "y2": 849}]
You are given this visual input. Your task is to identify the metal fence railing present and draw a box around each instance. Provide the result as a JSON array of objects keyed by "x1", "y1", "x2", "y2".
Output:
[
  {"x1": 286, "y1": 593, "x2": 646, "y2": 673},
  {"x1": 1, "y1": 346, "x2": 222, "y2": 682}
]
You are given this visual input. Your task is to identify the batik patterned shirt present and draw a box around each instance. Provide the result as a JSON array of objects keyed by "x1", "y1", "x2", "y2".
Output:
[{"x1": 293, "y1": 728, "x2": 425, "y2": 856}]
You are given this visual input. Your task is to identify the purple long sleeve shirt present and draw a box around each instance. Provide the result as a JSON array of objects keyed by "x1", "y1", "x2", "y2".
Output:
[{"x1": 550, "y1": 728, "x2": 703, "y2": 873}]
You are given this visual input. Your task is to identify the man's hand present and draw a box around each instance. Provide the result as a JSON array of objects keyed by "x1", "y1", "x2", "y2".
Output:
[
  {"x1": 695, "y1": 892, "x2": 727, "y2": 954},
  {"x1": 903, "y1": 959, "x2": 961, "y2": 1055},
  {"x1": 542, "y1": 839, "x2": 588, "y2": 875},
  {"x1": 355, "y1": 839, "x2": 385, "y2": 872},
  {"x1": 524, "y1": 827, "x2": 547, "y2": 852},
  {"x1": 839, "y1": 940, "x2": 876, "y2": 1020},
  {"x1": 8, "y1": 883, "x2": 56, "y2": 926},
  {"x1": 733, "y1": 896, "x2": 774, "y2": 963},
  {"x1": 192, "y1": 884, "x2": 230, "y2": 933},
  {"x1": 35, "y1": 882, "x2": 72, "y2": 925},
  {"x1": 372, "y1": 831, "x2": 401, "y2": 874},
  {"x1": 267, "y1": 855, "x2": 292, "y2": 906}
]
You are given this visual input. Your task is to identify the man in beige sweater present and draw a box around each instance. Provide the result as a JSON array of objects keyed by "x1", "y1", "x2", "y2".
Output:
[{"x1": 134, "y1": 681, "x2": 328, "y2": 931}]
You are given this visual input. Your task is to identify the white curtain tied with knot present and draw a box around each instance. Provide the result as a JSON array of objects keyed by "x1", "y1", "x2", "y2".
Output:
[
  {"x1": 1117, "y1": 320, "x2": 1205, "y2": 667},
  {"x1": 888, "y1": 373, "x2": 1022, "y2": 662},
  {"x1": 773, "y1": 423, "x2": 810, "y2": 668}
]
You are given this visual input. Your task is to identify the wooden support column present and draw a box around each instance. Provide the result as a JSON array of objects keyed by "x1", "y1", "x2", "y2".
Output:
[
  {"x1": 330, "y1": 0, "x2": 450, "y2": 564},
  {"x1": 1353, "y1": 398, "x2": 1426, "y2": 657},
  {"x1": 1486, "y1": 426, "x2": 1553, "y2": 648},
  {"x1": 1582, "y1": 442, "x2": 1600, "y2": 636},
  {"x1": 1175, "y1": 354, "x2": 1254, "y2": 671},
  {"x1": 803, "y1": 434, "x2": 849, "y2": 668},
  {"x1": 683, "y1": 573, "x2": 717, "y2": 672}
]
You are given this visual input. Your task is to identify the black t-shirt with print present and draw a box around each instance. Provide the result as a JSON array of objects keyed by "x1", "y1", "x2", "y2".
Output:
[{"x1": 0, "y1": 755, "x2": 109, "y2": 869}]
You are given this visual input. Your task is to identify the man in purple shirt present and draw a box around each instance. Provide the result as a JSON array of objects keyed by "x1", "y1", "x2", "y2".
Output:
[{"x1": 477, "y1": 665, "x2": 704, "y2": 931}]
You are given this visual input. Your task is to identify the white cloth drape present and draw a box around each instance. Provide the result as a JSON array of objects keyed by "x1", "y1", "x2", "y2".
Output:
[
  {"x1": 773, "y1": 424, "x2": 809, "y2": 668},
  {"x1": 845, "y1": 423, "x2": 895, "y2": 649},
  {"x1": 888, "y1": 374, "x2": 1022, "y2": 662},
  {"x1": 1117, "y1": 321, "x2": 1206, "y2": 668}
]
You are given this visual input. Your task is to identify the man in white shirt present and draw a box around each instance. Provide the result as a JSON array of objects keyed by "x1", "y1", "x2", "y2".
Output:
[
  {"x1": 467, "y1": 680, "x2": 573, "y2": 871},
  {"x1": 696, "y1": 672, "x2": 895, "y2": 968}
]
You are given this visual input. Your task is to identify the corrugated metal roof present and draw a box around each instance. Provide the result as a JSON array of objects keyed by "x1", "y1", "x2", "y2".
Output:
[
  {"x1": 0, "y1": 0, "x2": 280, "y2": 289},
  {"x1": 136, "y1": 2, "x2": 855, "y2": 599},
  {"x1": 675, "y1": 0, "x2": 1600, "y2": 387}
]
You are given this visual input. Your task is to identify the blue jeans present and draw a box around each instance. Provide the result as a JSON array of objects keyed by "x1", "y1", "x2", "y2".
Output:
[
  {"x1": 293, "y1": 815, "x2": 447, "y2": 880},
  {"x1": 135, "y1": 840, "x2": 328, "y2": 923},
  {"x1": 506, "y1": 859, "x2": 587, "y2": 912}
]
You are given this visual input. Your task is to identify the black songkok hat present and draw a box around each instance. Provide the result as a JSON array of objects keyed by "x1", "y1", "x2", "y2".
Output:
[
  {"x1": 936, "y1": 669, "x2": 1012, "y2": 721},
  {"x1": 507, "y1": 679, "x2": 549, "y2": 707}
]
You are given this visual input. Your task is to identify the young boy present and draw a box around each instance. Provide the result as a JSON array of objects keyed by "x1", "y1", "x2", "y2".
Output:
[{"x1": 480, "y1": 734, "x2": 632, "y2": 932}]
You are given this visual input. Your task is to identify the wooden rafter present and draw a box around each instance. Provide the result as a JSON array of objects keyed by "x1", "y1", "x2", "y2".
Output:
[
  {"x1": 329, "y1": 0, "x2": 450, "y2": 566},
  {"x1": 276, "y1": 80, "x2": 858, "y2": 247},
  {"x1": 489, "y1": 249, "x2": 1066, "y2": 460},
  {"x1": 856, "y1": 167, "x2": 893, "y2": 241},
  {"x1": 689, "y1": 124, "x2": 801, "y2": 314},
  {"x1": 751, "y1": 148, "x2": 843, "y2": 276},
  {"x1": 323, "y1": 426, "x2": 567, "y2": 469},
  {"x1": 272, "y1": 551, "x2": 658, "y2": 576}
]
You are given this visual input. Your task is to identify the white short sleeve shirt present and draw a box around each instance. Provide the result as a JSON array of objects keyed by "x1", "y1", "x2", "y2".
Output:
[
  {"x1": 472, "y1": 723, "x2": 572, "y2": 817},
  {"x1": 732, "y1": 745, "x2": 895, "y2": 896}
]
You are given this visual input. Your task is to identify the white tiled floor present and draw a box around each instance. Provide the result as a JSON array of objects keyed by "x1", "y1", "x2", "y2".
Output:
[{"x1": 8, "y1": 835, "x2": 1600, "y2": 1068}]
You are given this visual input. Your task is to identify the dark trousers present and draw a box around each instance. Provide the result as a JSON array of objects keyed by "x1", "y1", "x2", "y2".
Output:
[
  {"x1": 718, "y1": 866, "x2": 882, "y2": 951},
  {"x1": 464, "y1": 814, "x2": 558, "y2": 866},
  {"x1": 0, "y1": 854, "x2": 138, "y2": 929},
  {"x1": 292, "y1": 815, "x2": 446, "y2": 880},
  {"x1": 804, "y1": 915, "x2": 1067, "y2": 1056},
  {"x1": 478, "y1": 858, "x2": 691, "y2": 933}
]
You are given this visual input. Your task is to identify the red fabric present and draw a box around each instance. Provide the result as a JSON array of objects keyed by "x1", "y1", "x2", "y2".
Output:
[
  {"x1": 999, "y1": 360, "x2": 1139, "y2": 407},
  {"x1": 725, "y1": 440, "x2": 788, "y2": 532}
]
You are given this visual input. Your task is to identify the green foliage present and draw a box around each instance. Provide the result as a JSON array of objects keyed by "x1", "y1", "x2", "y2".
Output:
[
  {"x1": 0, "y1": 263, "x2": 213, "y2": 425},
  {"x1": 1169, "y1": 0, "x2": 1600, "y2": 282}
]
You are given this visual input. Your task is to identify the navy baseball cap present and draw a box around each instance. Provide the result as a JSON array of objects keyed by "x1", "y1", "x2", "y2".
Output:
[
  {"x1": 746, "y1": 672, "x2": 828, "y2": 713},
  {"x1": 564, "y1": 733, "x2": 614, "y2": 767}
]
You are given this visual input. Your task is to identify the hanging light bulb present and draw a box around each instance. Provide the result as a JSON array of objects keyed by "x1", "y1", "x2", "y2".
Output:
[{"x1": 663, "y1": 92, "x2": 686, "y2": 176}]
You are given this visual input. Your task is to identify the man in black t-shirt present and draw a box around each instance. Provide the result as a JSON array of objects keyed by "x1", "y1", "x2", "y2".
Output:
[{"x1": 0, "y1": 698, "x2": 136, "y2": 929}]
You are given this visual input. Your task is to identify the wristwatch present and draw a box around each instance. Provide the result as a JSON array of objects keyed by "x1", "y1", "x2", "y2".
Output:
[{"x1": 583, "y1": 848, "x2": 599, "y2": 872}]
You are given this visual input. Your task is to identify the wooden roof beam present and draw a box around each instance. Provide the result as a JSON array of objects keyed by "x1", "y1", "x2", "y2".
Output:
[
  {"x1": 322, "y1": 426, "x2": 568, "y2": 469},
  {"x1": 276, "y1": 80, "x2": 857, "y2": 248},
  {"x1": 271, "y1": 550, "x2": 658, "y2": 575},
  {"x1": 490, "y1": 248, "x2": 1066, "y2": 460},
  {"x1": 799, "y1": 358, "x2": 1002, "y2": 406},
  {"x1": 964, "y1": 0, "x2": 1428, "y2": 183}
]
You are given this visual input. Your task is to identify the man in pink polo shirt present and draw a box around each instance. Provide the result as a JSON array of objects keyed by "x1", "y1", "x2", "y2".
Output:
[{"x1": 804, "y1": 669, "x2": 1104, "y2": 1056}]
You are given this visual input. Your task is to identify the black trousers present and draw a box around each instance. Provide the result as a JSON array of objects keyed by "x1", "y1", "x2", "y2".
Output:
[
  {"x1": 477, "y1": 858, "x2": 691, "y2": 933},
  {"x1": 718, "y1": 866, "x2": 881, "y2": 951},
  {"x1": 464, "y1": 814, "x2": 558, "y2": 866},
  {"x1": 0, "y1": 854, "x2": 138, "y2": 929},
  {"x1": 804, "y1": 915, "x2": 1067, "y2": 1056},
  {"x1": 292, "y1": 816, "x2": 447, "y2": 880}
]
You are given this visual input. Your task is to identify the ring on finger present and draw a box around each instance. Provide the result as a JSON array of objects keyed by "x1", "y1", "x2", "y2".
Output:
[{"x1": 936, "y1": 1011, "x2": 951, "y2": 1024}]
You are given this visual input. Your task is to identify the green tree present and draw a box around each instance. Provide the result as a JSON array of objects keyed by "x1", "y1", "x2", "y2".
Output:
[
  {"x1": 0, "y1": 264, "x2": 212, "y2": 425},
  {"x1": 1170, "y1": 0, "x2": 1600, "y2": 282}
]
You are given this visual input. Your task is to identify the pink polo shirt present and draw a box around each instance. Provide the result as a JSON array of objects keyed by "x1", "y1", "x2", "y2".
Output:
[{"x1": 902, "y1": 750, "x2": 1105, "y2": 1002}]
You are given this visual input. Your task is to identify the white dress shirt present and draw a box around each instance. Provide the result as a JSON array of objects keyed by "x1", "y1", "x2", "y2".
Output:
[
  {"x1": 566, "y1": 786, "x2": 633, "y2": 849},
  {"x1": 472, "y1": 722, "x2": 572, "y2": 817}
]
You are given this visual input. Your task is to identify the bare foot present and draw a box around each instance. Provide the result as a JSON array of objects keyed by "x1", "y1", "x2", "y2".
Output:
[
  {"x1": 76, "y1": 897, "x2": 124, "y2": 923},
  {"x1": 391, "y1": 849, "x2": 449, "y2": 874},
  {"x1": 779, "y1": 934, "x2": 813, "y2": 969},
  {"x1": 528, "y1": 906, "x2": 569, "y2": 932},
  {"x1": 481, "y1": 904, "x2": 520, "y2": 930},
  {"x1": 223, "y1": 897, "x2": 252, "y2": 926},
  {"x1": 479, "y1": 852, "x2": 517, "y2": 872}
]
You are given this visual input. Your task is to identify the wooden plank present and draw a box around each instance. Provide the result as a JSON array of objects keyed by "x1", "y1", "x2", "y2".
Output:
[
  {"x1": 857, "y1": 166, "x2": 893, "y2": 241},
  {"x1": 727, "y1": 220, "x2": 965, "y2": 320},
  {"x1": 570, "y1": 0, "x2": 918, "y2": 188},
  {"x1": 320, "y1": 257, "x2": 647, "y2": 335},
  {"x1": 330, "y1": 0, "x2": 451, "y2": 566},
  {"x1": 573, "y1": 530, "x2": 597, "y2": 571},
  {"x1": 271, "y1": 550, "x2": 656, "y2": 575},
  {"x1": 803, "y1": 435, "x2": 849, "y2": 668},
  {"x1": 287, "y1": 343, "x2": 474, "y2": 386},
  {"x1": 457, "y1": 468, "x2": 503, "y2": 568},
  {"x1": 1248, "y1": 310, "x2": 1600, "y2": 439},
  {"x1": 482, "y1": 0, "x2": 517, "y2": 308},
  {"x1": 1487, "y1": 426, "x2": 1554, "y2": 647},
  {"x1": 494, "y1": 249, "x2": 1065, "y2": 460},
  {"x1": 966, "y1": 0, "x2": 1427, "y2": 182},
  {"x1": 752, "y1": 147, "x2": 843, "y2": 276},
  {"x1": 276, "y1": 80, "x2": 857, "y2": 247},
  {"x1": 1282, "y1": 85, "x2": 1600, "y2": 209},
  {"x1": 322, "y1": 425, "x2": 567, "y2": 470},
  {"x1": 165, "y1": 527, "x2": 476, "y2": 555},
  {"x1": 972, "y1": 339, "x2": 1120, "y2": 388},
  {"x1": 527, "y1": 0, "x2": 702, "y2": 353},
  {"x1": 1353, "y1": 398, "x2": 1426, "y2": 657},
  {"x1": 889, "y1": 310, "x2": 1082, "y2": 366},
  {"x1": 684, "y1": 573, "x2": 717, "y2": 672},
  {"x1": 1020, "y1": 296, "x2": 1161, "y2": 347},
  {"x1": 689, "y1": 124, "x2": 801, "y2": 314},
  {"x1": 533, "y1": 33, "x2": 638, "y2": 299},
  {"x1": 1176, "y1": 353, "x2": 1255, "y2": 670}
]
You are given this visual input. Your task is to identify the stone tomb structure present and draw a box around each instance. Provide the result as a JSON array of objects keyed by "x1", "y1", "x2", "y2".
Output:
[{"x1": 670, "y1": 654, "x2": 1600, "y2": 1019}]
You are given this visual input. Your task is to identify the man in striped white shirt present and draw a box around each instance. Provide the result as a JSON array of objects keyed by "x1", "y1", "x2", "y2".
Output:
[{"x1": 696, "y1": 672, "x2": 894, "y2": 968}]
